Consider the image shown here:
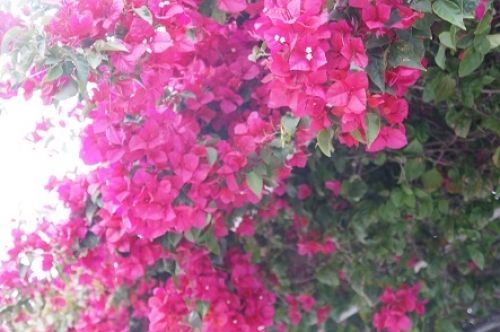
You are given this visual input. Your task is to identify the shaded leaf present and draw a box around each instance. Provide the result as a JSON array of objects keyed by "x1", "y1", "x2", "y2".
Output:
[
  {"x1": 458, "y1": 47, "x2": 484, "y2": 77},
  {"x1": 421, "y1": 169, "x2": 444, "y2": 192},
  {"x1": 366, "y1": 53, "x2": 386, "y2": 92},
  {"x1": 387, "y1": 38, "x2": 425, "y2": 70},
  {"x1": 54, "y1": 79, "x2": 79, "y2": 100},
  {"x1": 467, "y1": 246, "x2": 484, "y2": 270}
]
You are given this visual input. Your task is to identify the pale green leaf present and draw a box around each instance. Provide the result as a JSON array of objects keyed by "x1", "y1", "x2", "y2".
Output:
[
  {"x1": 486, "y1": 34, "x2": 500, "y2": 48},
  {"x1": 1, "y1": 26, "x2": 24, "y2": 53},
  {"x1": 133, "y1": 6, "x2": 153, "y2": 25},
  {"x1": 42, "y1": 64, "x2": 63, "y2": 83},
  {"x1": 246, "y1": 171, "x2": 263, "y2": 198},
  {"x1": 433, "y1": 0, "x2": 466, "y2": 30},
  {"x1": 317, "y1": 129, "x2": 335, "y2": 157},
  {"x1": 365, "y1": 113, "x2": 380, "y2": 148}
]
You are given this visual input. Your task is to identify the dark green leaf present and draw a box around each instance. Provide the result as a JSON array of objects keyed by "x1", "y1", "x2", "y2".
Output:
[
  {"x1": 403, "y1": 139, "x2": 424, "y2": 155},
  {"x1": 467, "y1": 246, "x2": 484, "y2": 270},
  {"x1": 459, "y1": 47, "x2": 484, "y2": 77},
  {"x1": 435, "y1": 75, "x2": 456, "y2": 102},
  {"x1": 81, "y1": 232, "x2": 99, "y2": 249},
  {"x1": 366, "y1": 54, "x2": 386, "y2": 92},
  {"x1": 421, "y1": 168, "x2": 444, "y2": 192},
  {"x1": 475, "y1": 10, "x2": 492, "y2": 35},
  {"x1": 387, "y1": 38, "x2": 425, "y2": 70},
  {"x1": 316, "y1": 265, "x2": 339, "y2": 287},
  {"x1": 404, "y1": 159, "x2": 425, "y2": 181}
]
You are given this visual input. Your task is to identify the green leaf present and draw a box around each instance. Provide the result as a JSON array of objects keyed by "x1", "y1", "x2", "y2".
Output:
[
  {"x1": 206, "y1": 147, "x2": 218, "y2": 166},
  {"x1": 365, "y1": 113, "x2": 380, "y2": 148},
  {"x1": 486, "y1": 34, "x2": 500, "y2": 49},
  {"x1": 439, "y1": 31, "x2": 457, "y2": 50},
  {"x1": 435, "y1": 44, "x2": 446, "y2": 70},
  {"x1": 81, "y1": 231, "x2": 99, "y2": 249},
  {"x1": 403, "y1": 139, "x2": 424, "y2": 155},
  {"x1": 391, "y1": 190, "x2": 404, "y2": 207},
  {"x1": 474, "y1": 34, "x2": 491, "y2": 54},
  {"x1": 317, "y1": 129, "x2": 335, "y2": 157},
  {"x1": 1, "y1": 26, "x2": 24, "y2": 53},
  {"x1": 94, "y1": 40, "x2": 129, "y2": 52},
  {"x1": 42, "y1": 64, "x2": 63, "y2": 83},
  {"x1": 475, "y1": 10, "x2": 492, "y2": 35},
  {"x1": 410, "y1": 0, "x2": 432, "y2": 12},
  {"x1": 421, "y1": 169, "x2": 444, "y2": 192},
  {"x1": 445, "y1": 109, "x2": 472, "y2": 138},
  {"x1": 435, "y1": 75, "x2": 456, "y2": 102},
  {"x1": 387, "y1": 38, "x2": 425, "y2": 70},
  {"x1": 404, "y1": 159, "x2": 425, "y2": 181},
  {"x1": 76, "y1": 56, "x2": 89, "y2": 92},
  {"x1": 87, "y1": 52, "x2": 103, "y2": 70},
  {"x1": 133, "y1": 6, "x2": 153, "y2": 25},
  {"x1": 492, "y1": 147, "x2": 500, "y2": 168},
  {"x1": 187, "y1": 311, "x2": 202, "y2": 328},
  {"x1": 366, "y1": 54, "x2": 386, "y2": 92},
  {"x1": 281, "y1": 114, "x2": 300, "y2": 133},
  {"x1": 458, "y1": 47, "x2": 484, "y2": 77},
  {"x1": 463, "y1": 0, "x2": 480, "y2": 13},
  {"x1": 196, "y1": 300, "x2": 210, "y2": 318},
  {"x1": 316, "y1": 265, "x2": 339, "y2": 287},
  {"x1": 433, "y1": 0, "x2": 466, "y2": 30},
  {"x1": 53, "y1": 79, "x2": 79, "y2": 100},
  {"x1": 246, "y1": 171, "x2": 263, "y2": 198},
  {"x1": 467, "y1": 246, "x2": 484, "y2": 270}
]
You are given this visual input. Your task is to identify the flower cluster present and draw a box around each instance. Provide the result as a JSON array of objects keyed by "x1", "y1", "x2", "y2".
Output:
[
  {"x1": 254, "y1": 0, "x2": 423, "y2": 150},
  {"x1": 148, "y1": 247, "x2": 275, "y2": 331},
  {"x1": 373, "y1": 282, "x2": 427, "y2": 332}
]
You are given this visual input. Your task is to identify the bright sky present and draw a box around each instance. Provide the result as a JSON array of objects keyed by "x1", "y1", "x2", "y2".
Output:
[{"x1": 0, "y1": 94, "x2": 83, "y2": 259}]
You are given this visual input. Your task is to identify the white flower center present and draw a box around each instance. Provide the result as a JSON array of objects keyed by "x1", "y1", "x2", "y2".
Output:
[{"x1": 159, "y1": 0, "x2": 170, "y2": 8}]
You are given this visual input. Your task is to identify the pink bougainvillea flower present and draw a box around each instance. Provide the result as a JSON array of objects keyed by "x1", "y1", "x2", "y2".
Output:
[{"x1": 326, "y1": 71, "x2": 369, "y2": 114}]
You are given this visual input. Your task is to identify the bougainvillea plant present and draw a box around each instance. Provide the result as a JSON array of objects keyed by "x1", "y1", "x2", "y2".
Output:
[{"x1": 1, "y1": 0, "x2": 500, "y2": 330}]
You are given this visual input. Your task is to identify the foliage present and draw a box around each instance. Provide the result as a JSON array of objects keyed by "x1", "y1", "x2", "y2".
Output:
[{"x1": 1, "y1": 0, "x2": 500, "y2": 331}]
